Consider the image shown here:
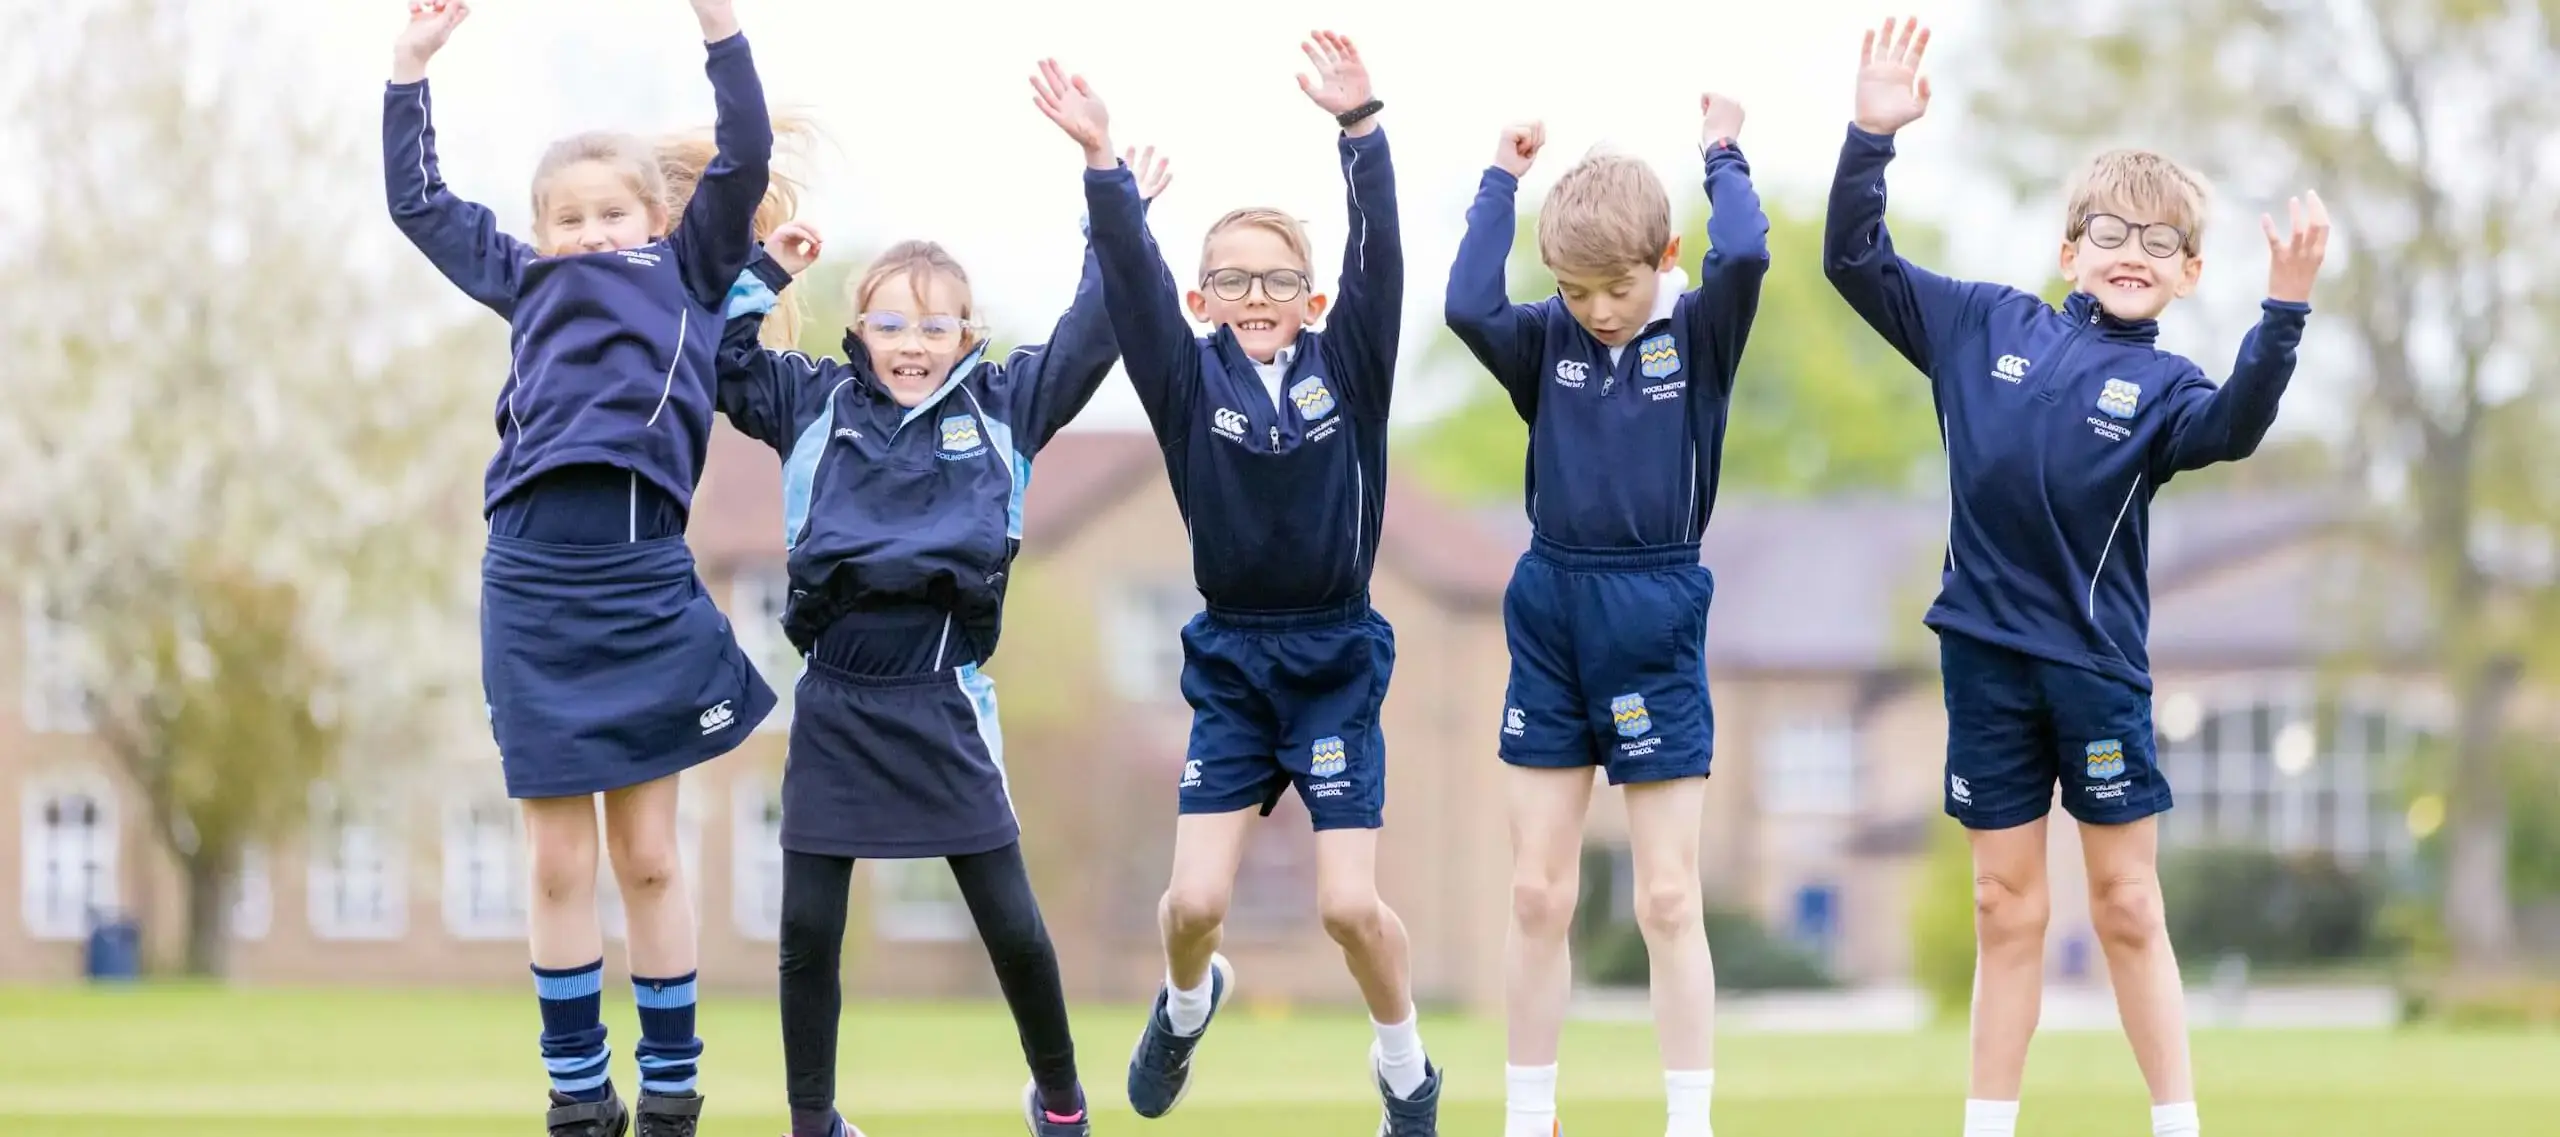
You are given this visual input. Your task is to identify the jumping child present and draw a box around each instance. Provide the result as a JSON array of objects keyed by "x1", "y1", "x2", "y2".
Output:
[{"x1": 385, "y1": 2, "x2": 781, "y2": 1134}]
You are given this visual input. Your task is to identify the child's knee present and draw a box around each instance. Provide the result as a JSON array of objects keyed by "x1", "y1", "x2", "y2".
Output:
[
  {"x1": 2089, "y1": 873, "x2": 2166, "y2": 950},
  {"x1": 1160, "y1": 882, "x2": 1231, "y2": 939},
  {"x1": 1633, "y1": 876, "x2": 1702, "y2": 943},
  {"x1": 608, "y1": 832, "x2": 684, "y2": 897},
  {"x1": 526, "y1": 824, "x2": 599, "y2": 902},
  {"x1": 1317, "y1": 887, "x2": 1385, "y2": 948},
  {"x1": 1509, "y1": 871, "x2": 1578, "y2": 940},
  {"x1": 1973, "y1": 872, "x2": 2050, "y2": 948}
]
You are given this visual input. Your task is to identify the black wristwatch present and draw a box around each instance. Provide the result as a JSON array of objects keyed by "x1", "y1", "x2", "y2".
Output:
[{"x1": 1336, "y1": 98, "x2": 1384, "y2": 128}]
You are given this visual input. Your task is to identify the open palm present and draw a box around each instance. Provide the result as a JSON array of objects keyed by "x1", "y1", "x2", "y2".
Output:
[
  {"x1": 1030, "y1": 59, "x2": 1110, "y2": 156},
  {"x1": 1295, "y1": 30, "x2": 1372, "y2": 116},
  {"x1": 1855, "y1": 17, "x2": 1933, "y2": 135}
]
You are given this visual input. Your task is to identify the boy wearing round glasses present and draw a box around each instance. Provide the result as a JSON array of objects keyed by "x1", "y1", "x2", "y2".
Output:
[
  {"x1": 1821, "y1": 19, "x2": 2329, "y2": 1137},
  {"x1": 1034, "y1": 32, "x2": 1445, "y2": 1136}
]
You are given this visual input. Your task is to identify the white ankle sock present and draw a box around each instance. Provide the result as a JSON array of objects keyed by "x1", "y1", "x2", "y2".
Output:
[
  {"x1": 1371, "y1": 1012, "x2": 1428, "y2": 1099},
  {"x1": 1664, "y1": 1069, "x2": 1714, "y2": 1136},
  {"x1": 2152, "y1": 1102, "x2": 2199, "y2": 1136},
  {"x1": 1505, "y1": 1063, "x2": 1559, "y2": 1137},
  {"x1": 1964, "y1": 1099, "x2": 2019, "y2": 1136},
  {"x1": 1163, "y1": 969, "x2": 1213, "y2": 1036}
]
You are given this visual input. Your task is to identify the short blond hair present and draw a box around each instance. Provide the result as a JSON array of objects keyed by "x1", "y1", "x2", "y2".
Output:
[
  {"x1": 1537, "y1": 151, "x2": 1672, "y2": 276},
  {"x1": 2064, "y1": 149, "x2": 2211, "y2": 254},
  {"x1": 1199, "y1": 208, "x2": 1315, "y2": 275}
]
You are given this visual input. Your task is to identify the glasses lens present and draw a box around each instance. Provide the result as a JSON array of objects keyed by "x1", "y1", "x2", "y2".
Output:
[
  {"x1": 2140, "y1": 226, "x2": 2185, "y2": 258},
  {"x1": 1262, "y1": 270, "x2": 1307, "y2": 301},
  {"x1": 918, "y1": 316, "x2": 964, "y2": 341},
  {"x1": 2084, "y1": 214, "x2": 2130, "y2": 248},
  {"x1": 861, "y1": 313, "x2": 908, "y2": 337},
  {"x1": 1207, "y1": 269, "x2": 1252, "y2": 301}
]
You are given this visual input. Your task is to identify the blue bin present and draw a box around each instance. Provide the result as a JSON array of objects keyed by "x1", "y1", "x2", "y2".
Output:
[{"x1": 84, "y1": 911, "x2": 141, "y2": 982}]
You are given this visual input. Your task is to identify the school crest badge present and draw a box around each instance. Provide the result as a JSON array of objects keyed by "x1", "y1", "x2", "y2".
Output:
[
  {"x1": 2096, "y1": 378, "x2": 2142, "y2": 419},
  {"x1": 1637, "y1": 334, "x2": 1680, "y2": 379},
  {"x1": 1310, "y1": 736, "x2": 1347, "y2": 777},
  {"x1": 938, "y1": 413, "x2": 983, "y2": 455},
  {"x1": 1290, "y1": 375, "x2": 1337, "y2": 420},
  {"x1": 1610, "y1": 693, "x2": 1652, "y2": 738},
  {"x1": 2085, "y1": 738, "x2": 2127, "y2": 780}
]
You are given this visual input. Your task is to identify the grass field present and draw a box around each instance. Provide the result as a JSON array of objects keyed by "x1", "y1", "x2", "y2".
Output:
[{"x1": 0, "y1": 986, "x2": 2553, "y2": 1135}]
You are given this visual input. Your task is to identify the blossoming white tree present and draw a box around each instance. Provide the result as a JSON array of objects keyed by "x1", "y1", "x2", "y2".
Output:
[{"x1": 0, "y1": 0, "x2": 495, "y2": 975}]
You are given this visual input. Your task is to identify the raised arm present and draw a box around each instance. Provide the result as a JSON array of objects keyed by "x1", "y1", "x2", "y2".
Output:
[
  {"x1": 1821, "y1": 18, "x2": 2006, "y2": 377},
  {"x1": 1035, "y1": 60, "x2": 1203, "y2": 449},
  {"x1": 383, "y1": 1, "x2": 529, "y2": 318},
  {"x1": 1680, "y1": 94, "x2": 1772, "y2": 398},
  {"x1": 670, "y1": 5, "x2": 774, "y2": 309},
  {"x1": 2158, "y1": 195, "x2": 2327, "y2": 474},
  {"x1": 1294, "y1": 32, "x2": 1404, "y2": 419},
  {"x1": 714, "y1": 239, "x2": 830, "y2": 454},
  {"x1": 1443, "y1": 123, "x2": 1549, "y2": 423}
]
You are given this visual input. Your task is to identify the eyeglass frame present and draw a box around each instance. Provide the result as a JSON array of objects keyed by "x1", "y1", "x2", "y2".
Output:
[
  {"x1": 853, "y1": 310, "x2": 986, "y2": 343},
  {"x1": 1198, "y1": 267, "x2": 1311, "y2": 303},
  {"x1": 2072, "y1": 212, "x2": 2192, "y2": 259}
]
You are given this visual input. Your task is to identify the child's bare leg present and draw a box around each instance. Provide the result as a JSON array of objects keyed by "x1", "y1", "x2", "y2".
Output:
[
  {"x1": 2080, "y1": 817, "x2": 2198, "y2": 1133},
  {"x1": 1624, "y1": 775, "x2": 1715, "y2": 1135},
  {"x1": 1504, "y1": 765, "x2": 1595, "y2": 1137},
  {"x1": 1964, "y1": 817, "x2": 2050, "y2": 1135}
]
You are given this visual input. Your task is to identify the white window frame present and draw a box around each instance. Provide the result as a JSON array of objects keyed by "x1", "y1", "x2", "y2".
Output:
[
  {"x1": 2155, "y1": 681, "x2": 2419, "y2": 863},
  {"x1": 19, "y1": 589, "x2": 94, "y2": 735},
  {"x1": 442, "y1": 795, "x2": 525, "y2": 940},
  {"x1": 730, "y1": 779, "x2": 785, "y2": 942},
  {"x1": 307, "y1": 786, "x2": 406, "y2": 941},
  {"x1": 1759, "y1": 717, "x2": 1859, "y2": 816},
  {"x1": 872, "y1": 859, "x2": 972, "y2": 942},
  {"x1": 732, "y1": 569, "x2": 800, "y2": 732},
  {"x1": 21, "y1": 775, "x2": 119, "y2": 940},
  {"x1": 1103, "y1": 582, "x2": 1202, "y2": 702},
  {"x1": 230, "y1": 845, "x2": 272, "y2": 941},
  {"x1": 600, "y1": 786, "x2": 704, "y2": 941}
]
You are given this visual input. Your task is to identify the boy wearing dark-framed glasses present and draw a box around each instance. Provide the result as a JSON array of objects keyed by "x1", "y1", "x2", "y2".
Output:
[
  {"x1": 1032, "y1": 31, "x2": 1444, "y2": 1136},
  {"x1": 1821, "y1": 19, "x2": 2329, "y2": 1137}
]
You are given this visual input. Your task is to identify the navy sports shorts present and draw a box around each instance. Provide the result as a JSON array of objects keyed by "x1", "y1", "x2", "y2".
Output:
[
  {"x1": 1939, "y1": 629, "x2": 2170, "y2": 829},
  {"x1": 1176, "y1": 597, "x2": 1393, "y2": 831},
  {"x1": 782, "y1": 605, "x2": 1018, "y2": 859},
  {"x1": 478, "y1": 534, "x2": 774, "y2": 799},
  {"x1": 1499, "y1": 537, "x2": 1715, "y2": 785}
]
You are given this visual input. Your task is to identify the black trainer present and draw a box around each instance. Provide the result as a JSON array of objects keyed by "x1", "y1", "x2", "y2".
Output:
[
  {"x1": 636, "y1": 1090, "x2": 703, "y2": 1137},
  {"x1": 546, "y1": 1088, "x2": 631, "y2": 1137}
]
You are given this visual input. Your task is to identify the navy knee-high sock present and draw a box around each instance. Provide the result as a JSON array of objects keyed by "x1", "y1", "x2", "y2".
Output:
[
  {"x1": 633, "y1": 972, "x2": 704, "y2": 1097},
  {"x1": 533, "y1": 960, "x2": 613, "y2": 1103}
]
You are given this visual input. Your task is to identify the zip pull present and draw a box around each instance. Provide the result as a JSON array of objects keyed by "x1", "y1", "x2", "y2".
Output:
[{"x1": 1270, "y1": 425, "x2": 1281, "y2": 452}]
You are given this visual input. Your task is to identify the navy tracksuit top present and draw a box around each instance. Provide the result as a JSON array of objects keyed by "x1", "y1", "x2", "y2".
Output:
[
  {"x1": 1822, "y1": 125, "x2": 2311, "y2": 691},
  {"x1": 714, "y1": 236, "x2": 1120, "y2": 657},
  {"x1": 1082, "y1": 128, "x2": 1403, "y2": 614},
  {"x1": 384, "y1": 33, "x2": 772, "y2": 518},
  {"x1": 1443, "y1": 144, "x2": 1772, "y2": 550}
]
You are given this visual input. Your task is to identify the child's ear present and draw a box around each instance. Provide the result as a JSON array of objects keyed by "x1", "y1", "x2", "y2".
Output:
[
  {"x1": 1185, "y1": 290, "x2": 1211, "y2": 322},
  {"x1": 1658, "y1": 236, "x2": 1683, "y2": 270},
  {"x1": 2176, "y1": 254, "x2": 2204, "y2": 297},
  {"x1": 2058, "y1": 239, "x2": 2080, "y2": 284},
  {"x1": 1305, "y1": 293, "x2": 1330, "y2": 322}
]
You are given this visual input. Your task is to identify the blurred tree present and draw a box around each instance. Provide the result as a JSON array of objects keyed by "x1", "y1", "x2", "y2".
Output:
[
  {"x1": 0, "y1": 0, "x2": 488, "y2": 975},
  {"x1": 1404, "y1": 198, "x2": 1949, "y2": 503},
  {"x1": 1966, "y1": 0, "x2": 2560, "y2": 967}
]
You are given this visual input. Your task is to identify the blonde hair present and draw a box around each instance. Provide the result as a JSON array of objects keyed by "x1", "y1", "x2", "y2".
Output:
[
  {"x1": 531, "y1": 130, "x2": 669, "y2": 229},
  {"x1": 2064, "y1": 149, "x2": 2211, "y2": 254},
  {"x1": 850, "y1": 240, "x2": 979, "y2": 349},
  {"x1": 657, "y1": 113, "x2": 823, "y2": 350},
  {"x1": 1537, "y1": 150, "x2": 1672, "y2": 276},
  {"x1": 1198, "y1": 208, "x2": 1315, "y2": 275}
]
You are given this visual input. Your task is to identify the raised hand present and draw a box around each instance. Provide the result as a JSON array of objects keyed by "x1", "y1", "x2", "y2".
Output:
[
  {"x1": 689, "y1": 0, "x2": 740, "y2": 42},
  {"x1": 2262, "y1": 191, "x2": 2330, "y2": 304},
  {"x1": 392, "y1": 0, "x2": 470, "y2": 83},
  {"x1": 768, "y1": 221, "x2": 823, "y2": 277},
  {"x1": 1296, "y1": 30, "x2": 1376, "y2": 130},
  {"x1": 1030, "y1": 59, "x2": 1114, "y2": 168},
  {"x1": 1125, "y1": 146, "x2": 1174, "y2": 201},
  {"x1": 1700, "y1": 93, "x2": 1745, "y2": 148},
  {"x1": 1855, "y1": 16, "x2": 1933, "y2": 135},
  {"x1": 1494, "y1": 122, "x2": 1545, "y2": 178}
]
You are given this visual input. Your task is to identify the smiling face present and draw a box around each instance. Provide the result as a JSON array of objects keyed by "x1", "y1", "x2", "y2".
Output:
[
  {"x1": 853, "y1": 269, "x2": 975, "y2": 407},
  {"x1": 1186, "y1": 209, "x2": 1323, "y2": 364},
  {"x1": 527, "y1": 131, "x2": 669, "y2": 257},
  {"x1": 2058, "y1": 149, "x2": 2210, "y2": 321}
]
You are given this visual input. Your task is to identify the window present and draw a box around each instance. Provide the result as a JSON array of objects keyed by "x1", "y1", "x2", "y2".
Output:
[
  {"x1": 308, "y1": 787, "x2": 404, "y2": 940},
  {"x1": 2155, "y1": 691, "x2": 2420, "y2": 861},
  {"x1": 1759, "y1": 718, "x2": 1858, "y2": 816},
  {"x1": 731, "y1": 781, "x2": 785, "y2": 942},
  {"x1": 443, "y1": 797, "x2": 525, "y2": 940},
  {"x1": 1104, "y1": 582, "x2": 1202, "y2": 701},
  {"x1": 733, "y1": 569, "x2": 800, "y2": 731},
  {"x1": 19, "y1": 590, "x2": 93, "y2": 734},
  {"x1": 21, "y1": 779, "x2": 117, "y2": 939},
  {"x1": 230, "y1": 846, "x2": 272, "y2": 941},
  {"x1": 873, "y1": 859, "x2": 972, "y2": 942},
  {"x1": 599, "y1": 788, "x2": 703, "y2": 941}
]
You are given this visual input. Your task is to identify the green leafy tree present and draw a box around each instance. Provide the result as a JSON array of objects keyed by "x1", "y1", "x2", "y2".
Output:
[
  {"x1": 1405, "y1": 199, "x2": 1949, "y2": 502},
  {"x1": 1964, "y1": 0, "x2": 2560, "y2": 969}
]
